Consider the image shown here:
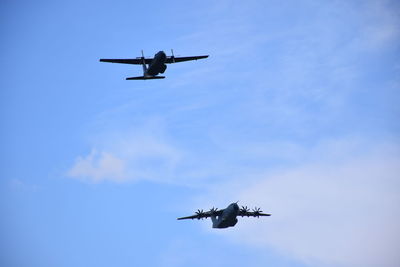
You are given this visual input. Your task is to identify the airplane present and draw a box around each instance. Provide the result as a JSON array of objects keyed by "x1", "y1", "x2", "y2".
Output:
[
  {"x1": 99, "y1": 50, "x2": 209, "y2": 80},
  {"x1": 177, "y1": 202, "x2": 271, "y2": 229}
]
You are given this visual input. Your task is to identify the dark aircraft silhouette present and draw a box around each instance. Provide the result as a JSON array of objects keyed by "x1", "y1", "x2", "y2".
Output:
[
  {"x1": 177, "y1": 202, "x2": 271, "y2": 229},
  {"x1": 100, "y1": 50, "x2": 208, "y2": 80}
]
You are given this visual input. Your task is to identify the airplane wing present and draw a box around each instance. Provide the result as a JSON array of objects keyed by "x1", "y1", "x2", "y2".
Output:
[
  {"x1": 165, "y1": 55, "x2": 209, "y2": 64},
  {"x1": 237, "y1": 210, "x2": 271, "y2": 217},
  {"x1": 238, "y1": 206, "x2": 271, "y2": 217},
  {"x1": 177, "y1": 208, "x2": 224, "y2": 220},
  {"x1": 99, "y1": 58, "x2": 153, "y2": 64}
]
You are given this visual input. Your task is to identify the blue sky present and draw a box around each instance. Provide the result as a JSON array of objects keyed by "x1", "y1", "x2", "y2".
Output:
[{"x1": 1, "y1": 0, "x2": 400, "y2": 266}]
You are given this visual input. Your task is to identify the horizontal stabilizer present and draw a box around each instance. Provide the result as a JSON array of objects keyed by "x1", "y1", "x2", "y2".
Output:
[{"x1": 126, "y1": 76, "x2": 165, "y2": 80}]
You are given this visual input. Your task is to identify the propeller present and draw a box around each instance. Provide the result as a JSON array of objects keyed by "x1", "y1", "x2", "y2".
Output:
[
  {"x1": 241, "y1": 205, "x2": 249, "y2": 211},
  {"x1": 209, "y1": 207, "x2": 218, "y2": 214},
  {"x1": 240, "y1": 205, "x2": 250, "y2": 215},
  {"x1": 252, "y1": 207, "x2": 263, "y2": 217},
  {"x1": 195, "y1": 209, "x2": 205, "y2": 219},
  {"x1": 170, "y1": 49, "x2": 175, "y2": 63},
  {"x1": 240, "y1": 206, "x2": 250, "y2": 217},
  {"x1": 136, "y1": 49, "x2": 146, "y2": 64}
]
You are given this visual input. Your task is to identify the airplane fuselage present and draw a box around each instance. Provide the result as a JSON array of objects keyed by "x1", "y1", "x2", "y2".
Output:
[
  {"x1": 212, "y1": 203, "x2": 239, "y2": 229},
  {"x1": 146, "y1": 51, "x2": 167, "y2": 76}
]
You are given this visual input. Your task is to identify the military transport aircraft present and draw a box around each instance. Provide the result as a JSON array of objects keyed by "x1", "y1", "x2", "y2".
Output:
[
  {"x1": 100, "y1": 50, "x2": 208, "y2": 80},
  {"x1": 177, "y1": 202, "x2": 271, "y2": 229}
]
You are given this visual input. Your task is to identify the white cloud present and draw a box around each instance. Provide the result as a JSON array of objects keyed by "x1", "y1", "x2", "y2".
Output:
[
  {"x1": 68, "y1": 149, "x2": 127, "y2": 183},
  {"x1": 205, "y1": 140, "x2": 400, "y2": 267},
  {"x1": 67, "y1": 128, "x2": 183, "y2": 183}
]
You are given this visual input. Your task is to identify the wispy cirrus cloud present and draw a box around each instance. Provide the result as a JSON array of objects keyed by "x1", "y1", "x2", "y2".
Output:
[{"x1": 170, "y1": 0, "x2": 400, "y2": 141}]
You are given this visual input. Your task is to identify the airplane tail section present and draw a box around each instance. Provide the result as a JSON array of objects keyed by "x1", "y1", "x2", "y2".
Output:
[{"x1": 126, "y1": 76, "x2": 165, "y2": 80}]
